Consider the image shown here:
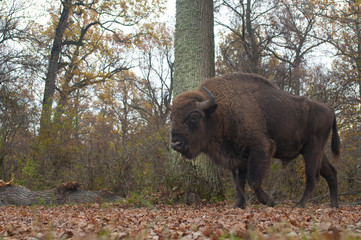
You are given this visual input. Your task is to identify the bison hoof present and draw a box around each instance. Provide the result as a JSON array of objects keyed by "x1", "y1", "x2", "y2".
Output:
[
  {"x1": 233, "y1": 202, "x2": 246, "y2": 209},
  {"x1": 266, "y1": 199, "x2": 275, "y2": 207}
]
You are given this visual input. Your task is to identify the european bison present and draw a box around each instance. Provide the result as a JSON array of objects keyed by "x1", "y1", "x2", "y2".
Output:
[{"x1": 167, "y1": 72, "x2": 340, "y2": 208}]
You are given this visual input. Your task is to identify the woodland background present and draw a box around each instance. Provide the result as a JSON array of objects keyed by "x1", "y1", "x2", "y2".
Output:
[{"x1": 0, "y1": 0, "x2": 360, "y2": 205}]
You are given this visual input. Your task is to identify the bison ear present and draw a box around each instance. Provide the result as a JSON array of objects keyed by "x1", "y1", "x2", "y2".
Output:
[{"x1": 204, "y1": 103, "x2": 217, "y2": 116}]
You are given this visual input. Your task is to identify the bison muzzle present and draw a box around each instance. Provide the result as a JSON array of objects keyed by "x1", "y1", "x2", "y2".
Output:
[{"x1": 167, "y1": 72, "x2": 340, "y2": 209}]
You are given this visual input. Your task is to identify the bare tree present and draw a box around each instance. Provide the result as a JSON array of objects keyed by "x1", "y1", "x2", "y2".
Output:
[
  {"x1": 0, "y1": 0, "x2": 38, "y2": 177},
  {"x1": 215, "y1": 0, "x2": 277, "y2": 75},
  {"x1": 316, "y1": 0, "x2": 361, "y2": 129},
  {"x1": 134, "y1": 23, "x2": 174, "y2": 127},
  {"x1": 267, "y1": 0, "x2": 327, "y2": 95}
]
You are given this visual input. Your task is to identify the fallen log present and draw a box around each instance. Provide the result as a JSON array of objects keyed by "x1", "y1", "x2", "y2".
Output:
[{"x1": 0, "y1": 180, "x2": 123, "y2": 206}]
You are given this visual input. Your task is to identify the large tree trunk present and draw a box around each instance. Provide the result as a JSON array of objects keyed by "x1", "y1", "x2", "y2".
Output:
[
  {"x1": 173, "y1": 0, "x2": 223, "y2": 200},
  {"x1": 39, "y1": 0, "x2": 71, "y2": 136},
  {"x1": 174, "y1": 0, "x2": 215, "y2": 95},
  {"x1": 37, "y1": 1, "x2": 71, "y2": 178}
]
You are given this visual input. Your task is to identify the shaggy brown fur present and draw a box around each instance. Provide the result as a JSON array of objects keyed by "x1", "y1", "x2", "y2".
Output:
[{"x1": 170, "y1": 72, "x2": 340, "y2": 209}]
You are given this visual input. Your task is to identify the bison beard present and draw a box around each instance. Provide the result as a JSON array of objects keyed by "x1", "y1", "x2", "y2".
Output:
[{"x1": 168, "y1": 72, "x2": 340, "y2": 209}]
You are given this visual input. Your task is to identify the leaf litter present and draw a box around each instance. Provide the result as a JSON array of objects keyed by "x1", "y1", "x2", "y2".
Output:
[{"x1": 0, "y1": 202, "x2": 360, "y2": 239}]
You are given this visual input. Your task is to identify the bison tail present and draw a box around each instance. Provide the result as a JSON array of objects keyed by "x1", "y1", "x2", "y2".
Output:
[{"x1": 331, "y1": 115, "x2": 340, "y2": 161}]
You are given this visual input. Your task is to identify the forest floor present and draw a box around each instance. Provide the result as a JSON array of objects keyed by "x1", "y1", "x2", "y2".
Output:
[{"x1": 0, "y1": 202, "x2": 361, "y2": 240}]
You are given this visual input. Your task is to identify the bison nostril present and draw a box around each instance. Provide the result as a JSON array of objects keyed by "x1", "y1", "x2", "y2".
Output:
[
  {"x1": 171, "y1": 141, "x2": 183, "y2": 151},
  {"x1": 171, "y1": 134, "x2": 189, "y2": 153},
  {"x1": 171, "y1": 141, "x2": 189, "y2": 154}
]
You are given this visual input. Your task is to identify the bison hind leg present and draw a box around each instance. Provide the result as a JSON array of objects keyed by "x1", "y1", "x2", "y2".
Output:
[
  {"x1": 320, "y1": 153, "x2": 338, "y2": 208},
  {"x1": 296, "y1": 144, "x2": 324, "y2": 208}
]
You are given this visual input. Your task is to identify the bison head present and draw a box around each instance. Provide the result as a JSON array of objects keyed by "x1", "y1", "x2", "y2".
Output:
[{"x1": 166, "y1": 87, "x2": 217, "y2": 159}]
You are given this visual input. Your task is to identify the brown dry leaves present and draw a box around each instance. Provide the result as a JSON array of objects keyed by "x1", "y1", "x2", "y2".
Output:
[{"x1": 1, "y1": 202, "x2": 361, "y2": 239}]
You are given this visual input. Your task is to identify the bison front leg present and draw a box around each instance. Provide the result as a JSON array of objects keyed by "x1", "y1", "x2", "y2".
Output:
[
  {"x1": 247, "y1": 148, "x2": 275, "y2": 207},
  {"x1": 232, "y1": 168, "x2": 247, "y2": 209}
]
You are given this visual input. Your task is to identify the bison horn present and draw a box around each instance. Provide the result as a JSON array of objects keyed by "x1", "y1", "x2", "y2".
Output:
[
  {"x1": 196, "y1": 87, "x2": 215, "y2": 110},
  {"x1": 164, "y1": 94, "x2": 172, "y2": 111}
]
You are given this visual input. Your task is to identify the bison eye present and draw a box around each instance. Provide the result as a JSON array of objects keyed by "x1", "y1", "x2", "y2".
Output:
[{"x1": 186, "y1": 112, "x2": 201, "y2": 129}]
